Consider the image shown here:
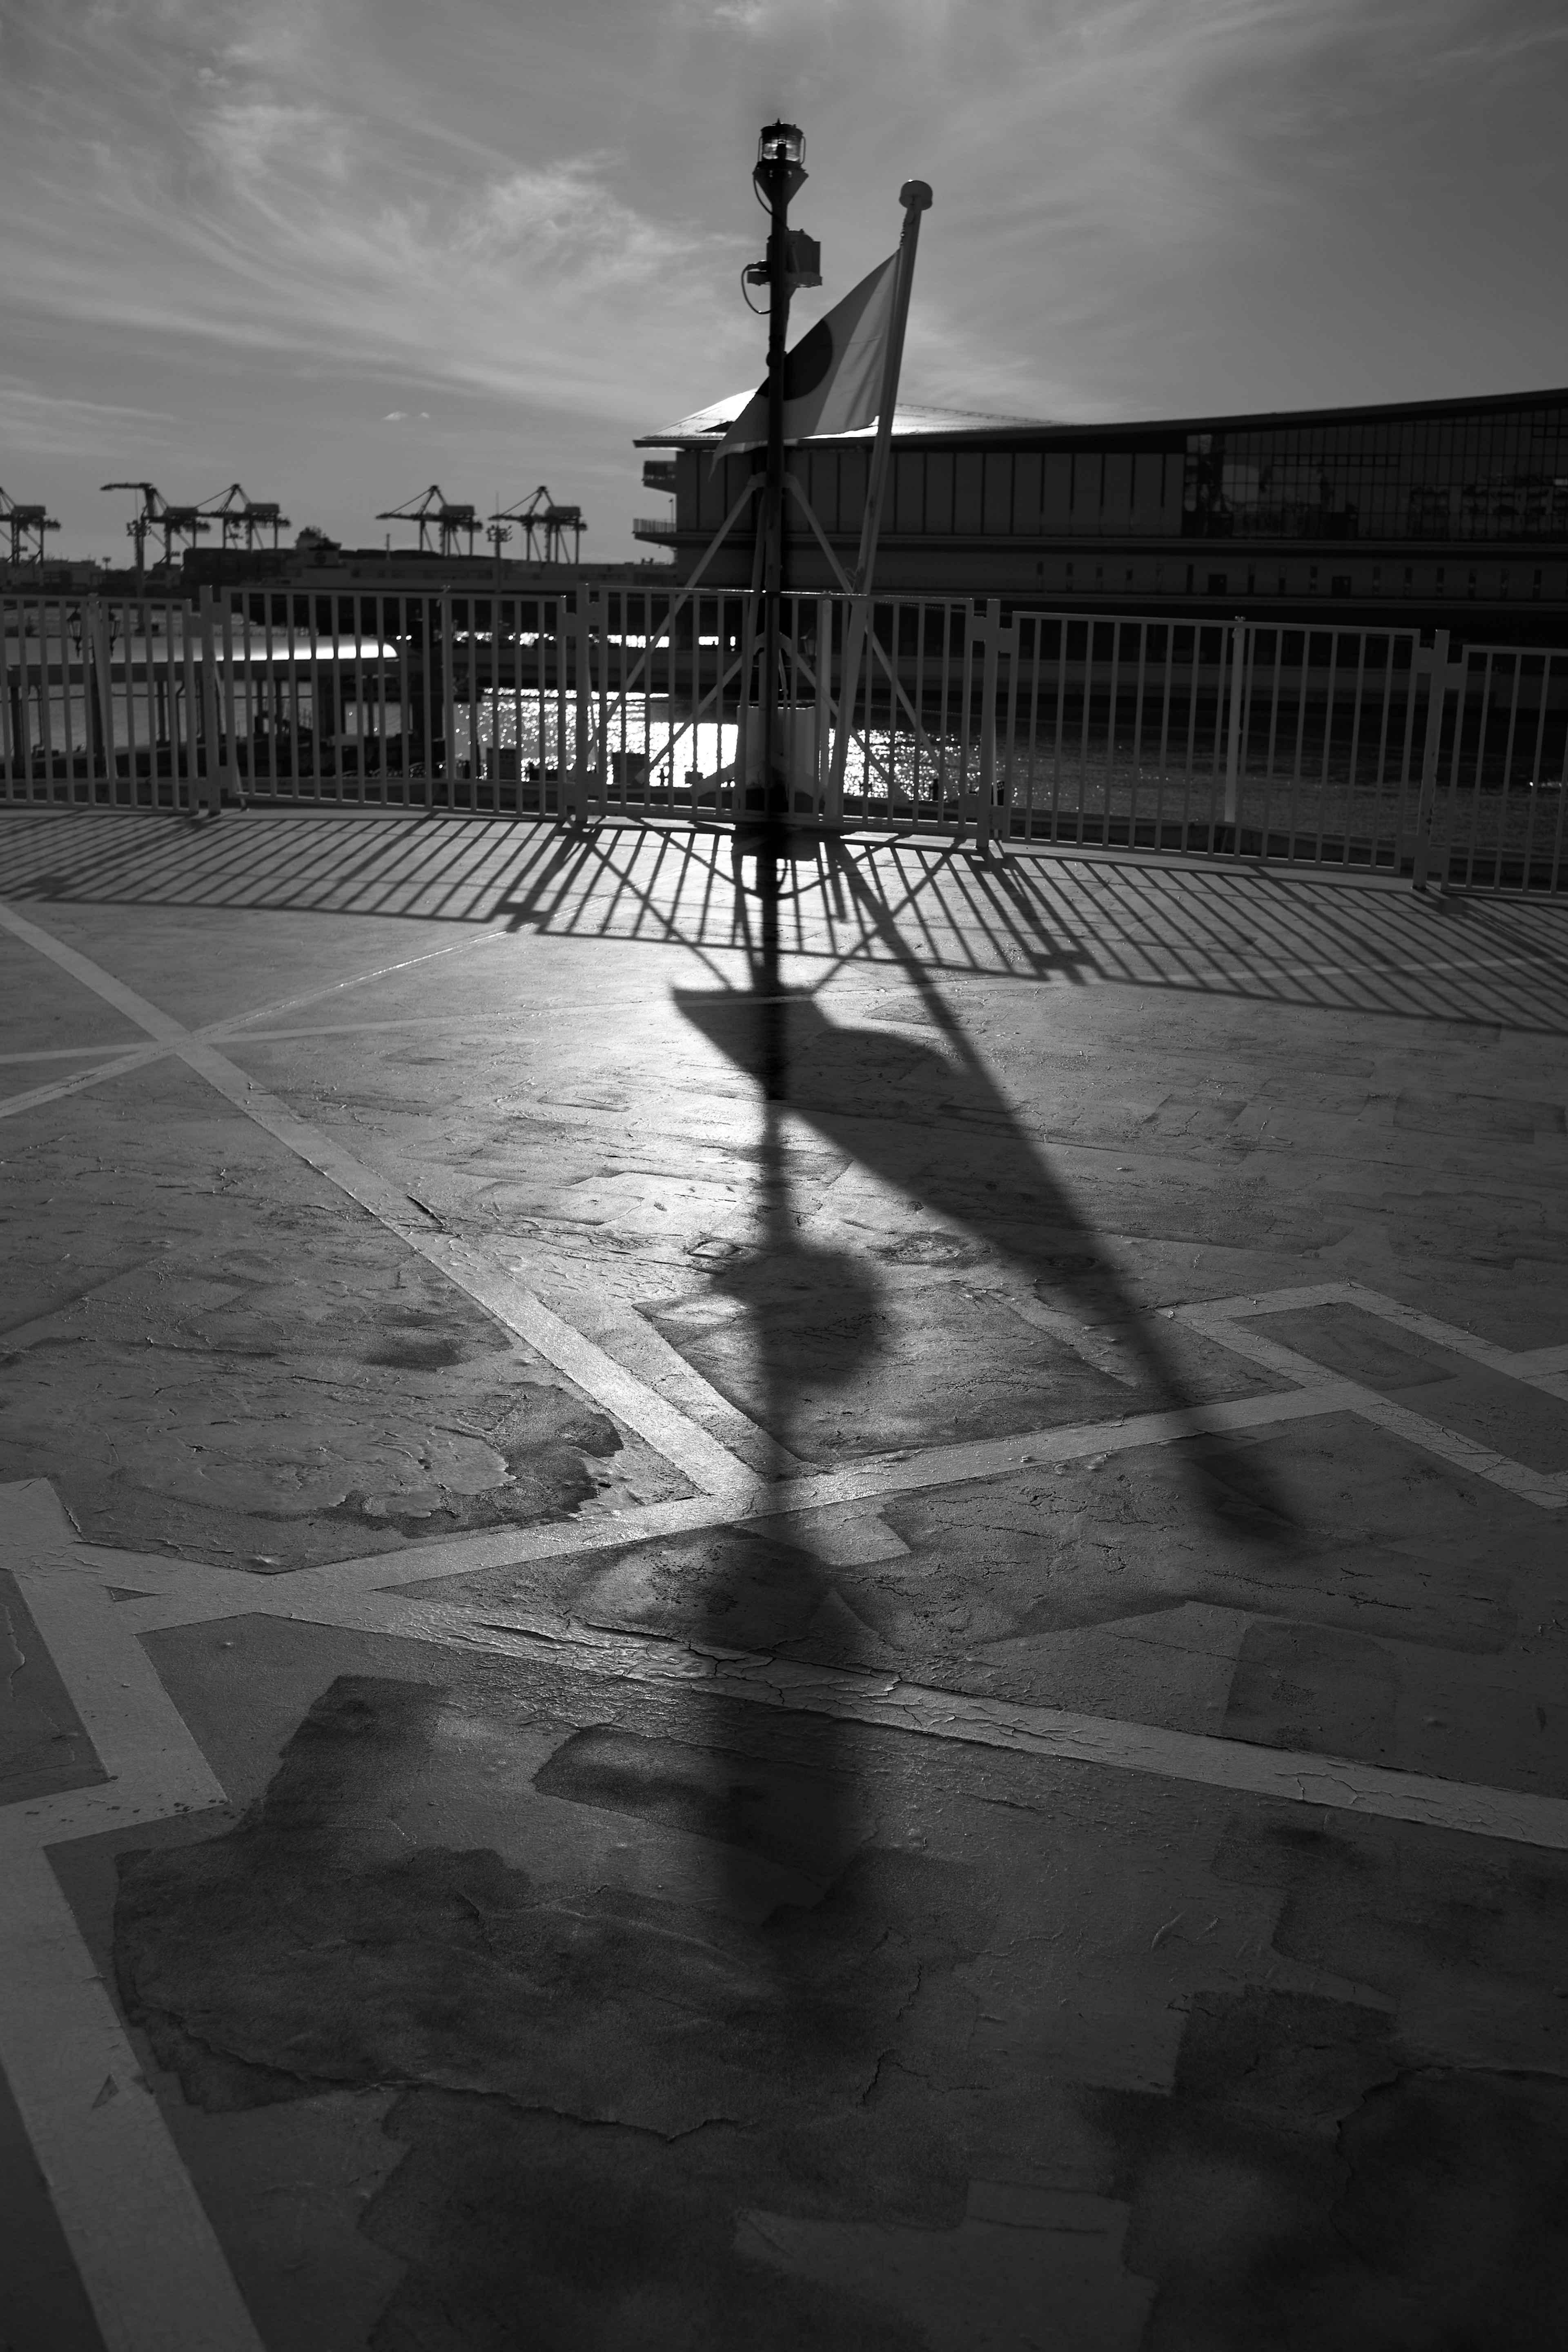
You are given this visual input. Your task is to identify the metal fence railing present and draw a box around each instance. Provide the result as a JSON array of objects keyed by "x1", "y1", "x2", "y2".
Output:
[{"x1": 4, "y1": 582, "x2": 1565, "y2": 892}]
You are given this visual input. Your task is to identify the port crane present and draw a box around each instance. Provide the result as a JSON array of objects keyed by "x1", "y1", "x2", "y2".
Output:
[
  {"x1": 0, "y1": 490, "x2": 60, "y2": 565},
  {"x1": 376, "y1": 486, "x2": 480, "y2": 559},
  {"x1": 100, "y1": 482, "x2": 212, "y2": 572},
  {"x1": 202, "y1": 483, "x2": 291, "y2": 551},
  {"x1": 491, "y1": 486, "x2": 585, "y2": 565}
]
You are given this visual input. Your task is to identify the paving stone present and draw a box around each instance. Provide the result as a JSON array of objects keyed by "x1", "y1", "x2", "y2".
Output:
[{"x1": 2, "y1": 811, "x2": 1566, "y2": 2348}]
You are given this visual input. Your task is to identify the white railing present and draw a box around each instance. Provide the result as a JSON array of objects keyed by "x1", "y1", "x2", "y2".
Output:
[{"x1": 4, "y1": 581, "x2": 1565, "y2": 891}]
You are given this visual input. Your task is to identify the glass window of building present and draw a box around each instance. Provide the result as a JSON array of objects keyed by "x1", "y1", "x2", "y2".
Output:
[{"x1": 1180, "y1": 403, "x2": 1568, "y2": 541}]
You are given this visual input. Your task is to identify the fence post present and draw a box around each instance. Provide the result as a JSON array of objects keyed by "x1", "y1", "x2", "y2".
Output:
[
  {"x1": 973, "y1": 600, "x2": 998, "y2": 851},
  {"x1": 196, "y1": 588, "x2": 227, "y2": 813},
  {"x1": 85, "y1": 594, "x2": 114, "y2": 788},
  {"x1": 0, "y1": 597, "x2": 14, "y2": 792},
  {"x1": 1223, "y1": 615, "x2": 1247, "y2": 837},
  {"x1": 1412, "y1": 627, "x2": 1450, "y2": 892},
  {"x1": 0, "y1": 593, "x2": 24, "y2": 795},
  {"x1": 815, "y1": 593, "x2": 833, "y2": 822},
  {"x1": 569, "y1": 581, "x2": 594, "y2": 823},
  {"x1": 439, "y1": 590, "x2": 457, "y2": 802},
  {"x1": 219, "y1": 591, "x2": 241, "y2": 807},
  {"x1": 973, "y1": 600, "x2": 1014, "y2": 854},
  {"x1": 179, "y1": 591, "x2": 202, "y2": 815},
  {"x1": 591, "y1": 586, "x2": 608, "y2": 823}
]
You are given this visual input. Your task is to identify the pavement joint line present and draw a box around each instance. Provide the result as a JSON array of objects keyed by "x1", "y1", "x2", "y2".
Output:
[
  {"x1": 46, "y1": 1384, "x2": 1352, "y2": 1618},
  {"x1": 51, "y1": 1294, "x2": 1562, "y2": 1610},
  {"x1": 406, "y1": 1603, "x2": 1568, "y2": 1855},
  {"x1": 0, "y1": 1042, "x2": 167, "y2": 1120},
  {"x1": 195, "y1": 926, "x2": 512, "y2": 1038},
  {"x1": 1176, "y1": 1283, "x2": 1568, "y2": 1509},
  {"x1": 510, "y1": 1267, "x2": 814, "y2": 1483},
  {"x1": 0, "y1": 1042, "x2": 168, "y2": 1066},
  {"x1": 0, "y1": 1844, "x2": 268, "y2": 2352},
  {"x1": 10, "y1": 1478, "x2": 1568, "y2": 1867},
  {"x1": 1182, "y1": 1278, "x2": 1561, "y2": 1381},
  {"x1": 40, "y1": 1385, "x2": 1349, "y2": 1617},
  {"x1": 4, "y1": 899, "x2": 1560, "y2": 1539},
  {"x1": 1, "y1": 897, "x2": 1563, "y2": 2350},
  {"x1": 0, "y1": 1480, "x2": 265, "y2": 2352},
  {"x1": 0, "y1": 918, "x2": 512, "y2": 1120},
  {"x1": 32, "y1": 904, "x2": 1518, "y2": 1533},
  {"x1": 0, "y1": 900, "x2": 758, "y2": 1499}
]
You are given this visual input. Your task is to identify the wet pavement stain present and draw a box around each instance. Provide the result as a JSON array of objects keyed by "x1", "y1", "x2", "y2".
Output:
[
  {"x1": 0, "y1": 1115, "x2": 687, "y2": 1569},
  {"x1": 359, "y1": 2094, "x2": 932, "y2": 2352},
  {"x1": 1083, "y1": 1807, "x2": 1568, "y2": 2345},
  {"x1": 112, "y1": 1675, "x2": 993, "y2": 2347},
  {"x1": 1094, "y1": 1987, "x2": 1568, "y2": 2350},
  {"x1": 1213, "y1": 1808, "x2": 1568, "y2": 2058},
  {"x1": 533, "y1": 1724, "x2": 869, "y2": 1886}
]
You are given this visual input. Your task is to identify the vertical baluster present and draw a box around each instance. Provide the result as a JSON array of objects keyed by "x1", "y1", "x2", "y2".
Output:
[
  {"x1": 1152, "y1": 619, "x2": 1174, "y2": 847},
  {"x1": 1544, "y1": 654, "x2": 1568, "y2": 897},
  {"x1": 36, "y1": 597, "x2": 58, "y2": 797},
  {"x1": 1178, "y1": 624, "x2": 1200, "y2": 850},
  {"x1": 1518, "y1": 650, "x2": 1552, "y2": 890},
  {"x1": 1126, "y1": 622, "x2": 1147, "y2": 848},
  {"x1": 1492, "y1": 652, "x2": 1524, "y2": 890},
  {"x1": 1363, "y1": 630, "x2": 1396, "y2": 870}
]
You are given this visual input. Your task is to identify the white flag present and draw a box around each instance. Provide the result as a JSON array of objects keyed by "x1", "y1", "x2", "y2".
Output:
[{"x1": 711, "y1": 253, "x2": 899, "y2": 460}]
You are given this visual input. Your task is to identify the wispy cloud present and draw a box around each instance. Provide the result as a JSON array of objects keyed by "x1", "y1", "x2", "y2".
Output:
[
  {"x1": 1, "y1": 0, "x2": 1559, "y2": 551},
  {"x1": 0, "y1": 382, "x2": 175, "y2": 459},
  {"x1": 0, "y1": 1, "x2": 746, "y2": 424}
]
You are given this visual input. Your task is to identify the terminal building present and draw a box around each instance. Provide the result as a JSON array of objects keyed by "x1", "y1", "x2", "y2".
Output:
[{"x1": 634, "y1": 384, "x2": 1568, "y2": 641}]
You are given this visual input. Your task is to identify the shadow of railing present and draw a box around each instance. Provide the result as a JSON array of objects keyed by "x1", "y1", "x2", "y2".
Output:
[{"x1": 1, "y1": 804, "x2": 1566, "y2": 1035}]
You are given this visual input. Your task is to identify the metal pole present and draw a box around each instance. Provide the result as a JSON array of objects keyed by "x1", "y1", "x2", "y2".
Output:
[
  {"x1": 830, "y1": 182, "x2": 932, "y2": 813},
  {"x1": 759, "y1": 165, "x2": 794, "y2": 828},
  {"x1": 853, "y1": 183, "x2": 932, "y2": 599}
]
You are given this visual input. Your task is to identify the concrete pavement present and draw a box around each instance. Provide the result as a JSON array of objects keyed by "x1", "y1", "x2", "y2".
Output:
[{"x1": 2, "y1": 805, "x2": 1567, "y2": 2349}]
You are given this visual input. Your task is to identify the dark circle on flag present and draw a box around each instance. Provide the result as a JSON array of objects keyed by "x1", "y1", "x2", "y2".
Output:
[{"x1": 782, "y1": 318, "x2": 835, "y2": 403}]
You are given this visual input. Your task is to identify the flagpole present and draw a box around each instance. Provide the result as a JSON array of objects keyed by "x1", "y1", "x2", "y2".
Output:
[
  {"x1": 752, "y1": 125, "x2": 808, "y2": 849},
  {"x1": 853, "y1": 182, "x2": 931, "y2": 597},
  {"x1": 830, "y1": 180, "x2": 931, "y2": 816}
]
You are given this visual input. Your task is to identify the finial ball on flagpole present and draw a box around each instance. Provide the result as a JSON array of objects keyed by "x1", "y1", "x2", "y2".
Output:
[{"x1": 899, "y1": 180, "x2": 933, "y2": 211}]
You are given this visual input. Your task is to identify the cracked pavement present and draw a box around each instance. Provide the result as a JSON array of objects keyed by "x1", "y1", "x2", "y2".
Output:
[{"x1": 2, "y1": 808, "x2": 1567, "y2": 2350}]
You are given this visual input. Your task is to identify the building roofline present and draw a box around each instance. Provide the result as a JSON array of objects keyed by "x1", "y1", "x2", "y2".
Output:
[{"x1": 636, "y1": 383, "x2": 1568, "y2": 452}]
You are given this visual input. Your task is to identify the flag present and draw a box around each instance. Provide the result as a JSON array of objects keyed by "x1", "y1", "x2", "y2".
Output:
[{"x1": 710, "y1": 252, "x2": 900, "y2": 461}]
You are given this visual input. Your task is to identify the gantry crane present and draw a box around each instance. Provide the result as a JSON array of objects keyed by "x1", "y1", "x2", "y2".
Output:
[
  {"x1": 100, "y1": 483, "x2": 212, "y2": 572},
  {"x1": 202, "y1": 483, "x2": 291, "y2": 551},
  {"x1": 492, "y1": 486, "x2": 586, "y2": 565},
  {"x1": 376, "y1": 486, "x2": 480, "y2": 559},
  {"x1": 0, "y1": 490, "x2": 60, "y2": 565}
]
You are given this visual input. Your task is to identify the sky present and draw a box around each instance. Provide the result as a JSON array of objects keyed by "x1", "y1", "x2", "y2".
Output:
[{"x1": 2, "y1": 0, "x2": 1565, "y2": 564}]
